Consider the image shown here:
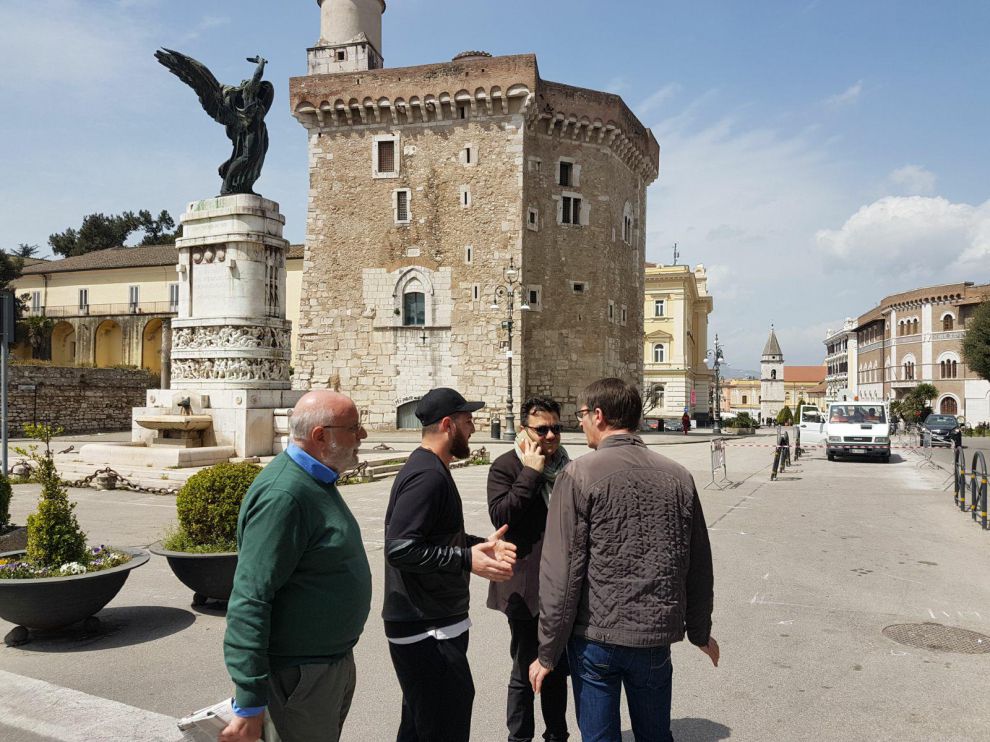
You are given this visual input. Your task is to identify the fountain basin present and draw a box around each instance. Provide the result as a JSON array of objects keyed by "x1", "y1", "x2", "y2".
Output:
[{"x1": 134, "y1": 414, "x2": 213, "y2": 432}]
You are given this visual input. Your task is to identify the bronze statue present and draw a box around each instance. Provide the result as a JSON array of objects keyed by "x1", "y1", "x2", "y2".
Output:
[{"x1": 155, "y1": 49, "x2": 274, "y2": 196}]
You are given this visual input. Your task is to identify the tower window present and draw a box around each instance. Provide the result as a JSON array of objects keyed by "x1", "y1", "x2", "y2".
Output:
[
  {"x1": 527, "y1": 207, "x2": 539, "y2": 231},
  {"x1": 403, "y1": 292, "x2": 425, "y2": 326},
  {"x1": 561, "y1": 196, "x2": 582, "y2": 225},
  {"x1": 559, "y1": 161, "x2": 573, "y2": 187},
  {"x1": 394, "y1": 189, "x2": 411, "y2": 224},
  {"x1": 336, "y1": 50, "x2": 346, "y2": 61},
  {"x1": 374, "y1": 136, "x2": 399, "y2": 178},
  {"x1": 458, "y1": 105, "x2": 468, "y2": 119},
  {"x1": 460, "y1": 186, "x2": 471, "y2": 208},
  {"x1": 570, "y1": 281, "x2": 587, "y2": 295},
  {"x1": 465, "y1": 245, "x2": 473, "y2": 264}
]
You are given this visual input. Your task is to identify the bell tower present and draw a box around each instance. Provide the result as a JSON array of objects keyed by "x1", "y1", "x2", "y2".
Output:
[
  {"x1": 310, "y1": 0, "x2": 386, "y2": 74},
  {"x1": 760, "y1": 325, "x2": 786, "y2": 422}
]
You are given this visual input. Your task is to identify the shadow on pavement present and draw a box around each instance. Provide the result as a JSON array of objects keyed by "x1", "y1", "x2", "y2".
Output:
[
  {"x1": 13, "y1": 605, "x2": 196, "y2": 653},
  {"x1": 621, "y1": 718, "x2": 732, "y2": 740}
]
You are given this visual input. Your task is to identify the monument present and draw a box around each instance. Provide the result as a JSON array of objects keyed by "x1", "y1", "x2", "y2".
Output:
[{"x1": 81, "y1": 53, "x2": 301, "y2": 468}]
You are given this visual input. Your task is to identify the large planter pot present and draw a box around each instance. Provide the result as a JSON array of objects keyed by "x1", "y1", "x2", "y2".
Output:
[
  {"x1": 722, "y1": 428, "x2": 756, "y2": 436},
  {"x1": 0, "y1": 547, "x2": 149, "y2": 645},
  {"x1": 150, "y1": 544, "x2": 237, "y2": 605}
]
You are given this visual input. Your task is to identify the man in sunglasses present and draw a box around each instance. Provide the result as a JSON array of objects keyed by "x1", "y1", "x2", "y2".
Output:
[{"x1": 487, "y1": 396, "x2": 571, "y2": 742}]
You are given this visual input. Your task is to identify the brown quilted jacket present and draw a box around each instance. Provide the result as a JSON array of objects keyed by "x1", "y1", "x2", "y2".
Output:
[{"x1": 537, "y1": 434, "x2": 714, "y2": 667}]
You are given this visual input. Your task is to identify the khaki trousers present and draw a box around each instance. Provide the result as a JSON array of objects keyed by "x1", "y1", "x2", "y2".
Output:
[{"x1": 263, "y1": 651, "x2": 356, "y2": 742}]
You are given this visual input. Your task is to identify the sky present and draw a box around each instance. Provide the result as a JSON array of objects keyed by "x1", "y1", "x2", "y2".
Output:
[{"x1": 2, "y1": 0, "x2": 989, "y2": 366}]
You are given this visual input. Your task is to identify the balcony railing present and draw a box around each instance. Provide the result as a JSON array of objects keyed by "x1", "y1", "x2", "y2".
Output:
[{"x1": 26, "y1": 302, "x2": 178, "y2": 318}]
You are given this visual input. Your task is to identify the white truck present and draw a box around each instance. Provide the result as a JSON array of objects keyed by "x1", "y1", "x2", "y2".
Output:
[{"x1": 798, "y1": 402, "x2": 891, "y2": 463}]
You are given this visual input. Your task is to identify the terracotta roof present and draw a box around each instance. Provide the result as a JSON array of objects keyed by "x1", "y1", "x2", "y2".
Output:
[
  {"x1": 784, "y1": 366, "x2": 826, "y2": 383},
  {"x1": 21, "y1": 244, "x2": 304, "y2": 275}
]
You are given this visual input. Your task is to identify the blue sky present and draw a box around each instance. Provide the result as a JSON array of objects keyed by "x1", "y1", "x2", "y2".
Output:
[{"x1": 2, "y1": 0, "x2": 988, "y2": 365}]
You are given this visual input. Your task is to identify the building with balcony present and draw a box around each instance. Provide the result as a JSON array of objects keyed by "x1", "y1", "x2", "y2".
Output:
[
  {"x1": 11, "y1": 245, "x2": 304, "y2": 372},
  {"x1": 824, "y1": 281, "x2": 990, "y2": 423},
  {"x1": 642, "y1": 263, "x2": 713, "y2": 421},
  {"x1": 823, "y1": 318, "x2": 857, "y2": 402}
]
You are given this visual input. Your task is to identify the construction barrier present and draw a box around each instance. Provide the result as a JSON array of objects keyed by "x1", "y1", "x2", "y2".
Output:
[
  {"x1": 770, "y1": 430, "x2": 790, "y2": 481},
  {"x1": 954, "y1": 446, "x2": 968, "y2": 510},
  {"x1": 706, "y1": 438, "x2": 730, "y2": 490}
]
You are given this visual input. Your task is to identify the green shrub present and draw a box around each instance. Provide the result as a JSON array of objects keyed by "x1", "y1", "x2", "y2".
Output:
[
  {"x1": 776, "y1": 406, "x2": 794, "y2": 425},
  {"x1": 25, "y1": 448, "x2": 87, "y2": 569},
  {"x1": 0, "y1": 475, "x2": 11, "y2": 529},
  {"x1": 171, "y1": 462, "x2": 261, "y2": 550},
  {"x1": 725, "y1": 412, "x2": 757, "y2": 429}
]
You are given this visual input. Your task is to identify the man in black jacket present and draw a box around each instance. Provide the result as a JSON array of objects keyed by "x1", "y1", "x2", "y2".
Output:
[
  {"x1": 488, "y1": 396, "x2": 571, "y2": 742},
  {"x1": 384, "y1": 387, "x2": 517, "y2": 742}
]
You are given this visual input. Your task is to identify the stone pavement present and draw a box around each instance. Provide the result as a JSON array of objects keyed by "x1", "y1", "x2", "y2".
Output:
[{"x1": 2, "y1": 431, "x2": 989, "y2": 741}]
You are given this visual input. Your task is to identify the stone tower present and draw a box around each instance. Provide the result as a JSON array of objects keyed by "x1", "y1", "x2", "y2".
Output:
[
  {"x1": 310, "y1": 0, "x2": 385, "y2": 74},
  {"x1": 290, "y1": 6, "x2": 659, "y2": 430},
  {"x1": 760, "y1": 326, "x2": 785, "y2": 422}
]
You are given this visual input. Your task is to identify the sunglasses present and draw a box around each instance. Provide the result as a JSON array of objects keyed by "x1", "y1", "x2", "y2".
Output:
[{"x1": 524, "y1": 424, "x2": 563, "y2": 437}]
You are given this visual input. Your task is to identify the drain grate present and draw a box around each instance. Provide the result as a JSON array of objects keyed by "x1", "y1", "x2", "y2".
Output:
[{"x1": 883, "y1": 623, "x2": 990, "y2": 654}]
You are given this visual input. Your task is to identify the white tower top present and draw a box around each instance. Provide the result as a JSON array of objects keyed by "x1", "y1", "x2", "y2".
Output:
[{"x1": 313, "y1": 0, "x2": 385, "y2": 74}]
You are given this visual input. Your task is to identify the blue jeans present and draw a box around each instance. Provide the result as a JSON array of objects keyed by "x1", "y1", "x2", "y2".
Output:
[{"x1": 567, "y1": 636, "x2": 673, "y2": 742}]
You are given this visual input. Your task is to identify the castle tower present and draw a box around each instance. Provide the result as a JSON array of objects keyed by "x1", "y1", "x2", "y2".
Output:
[
  {"x1": 310, "y1": 0, "x2": 385, "y2": 74},
  {"x1": 760, "y1": 326, "x2": 785, "y2": 421},
  {"x1": 291, "y1": 10, "x2": 659, "y2": 430}
]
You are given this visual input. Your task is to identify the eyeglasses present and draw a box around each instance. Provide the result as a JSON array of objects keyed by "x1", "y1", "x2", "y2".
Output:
[
  {"x1": 524, "y1": 424, "x2": 563, "y2": 437},
  {"x1": 323, "y1": 422, "x2": 365, "y2": 435},
  {"x1": 575, "y1": 408, "x2": 591, "y2": 421}
]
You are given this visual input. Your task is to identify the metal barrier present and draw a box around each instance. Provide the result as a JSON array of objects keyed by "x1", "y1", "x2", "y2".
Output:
[
  {"x1": 771, "y1": 430, "x2": 790, "y2": 481},
  {"x1": 916, "y1": 429, "x2": 937, "y2": 470},
  {"x1": 706, "y1": 438, "x2": 730, "y2": 490},
  {"x1": 954, "y1": 446, "x2": 968, "y2": 510},
  {"x1": 970, "y1": 451, "x2": 988, "y2": 530},
  {"x1": 794, "y1": 426, "x2": 802, "y2": 460}
]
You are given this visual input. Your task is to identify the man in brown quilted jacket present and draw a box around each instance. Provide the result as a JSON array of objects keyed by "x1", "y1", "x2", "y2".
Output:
[{"x1": 529, "y1": 378, "x2": 718, "y2": 742}]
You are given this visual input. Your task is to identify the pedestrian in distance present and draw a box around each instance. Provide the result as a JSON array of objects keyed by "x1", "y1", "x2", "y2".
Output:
[
  {"x1": 487, "y1": 396, "x2": 571, "y2": 742},
  {"x1": 220, "y1": 390, "x2": 372, "y2": 742},
  {"x1": 530, "y1": 378, "x2": 719, "y2": 742},
  {"x1": 681, "y1": 411, "x2": 691, "y2": 435},
  {"x1": 383, "y1": 387, "x2": 518, "y2": 742}
]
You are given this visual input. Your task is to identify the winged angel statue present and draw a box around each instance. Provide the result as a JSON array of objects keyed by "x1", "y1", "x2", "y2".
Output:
[{"x1": 155, "y1": 49, "x2": 275, "y2": 196}]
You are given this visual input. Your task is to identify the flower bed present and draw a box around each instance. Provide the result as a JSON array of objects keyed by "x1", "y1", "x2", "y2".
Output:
[{"x1": 0, "y1": 545, "x2": 131, "y2": 580}]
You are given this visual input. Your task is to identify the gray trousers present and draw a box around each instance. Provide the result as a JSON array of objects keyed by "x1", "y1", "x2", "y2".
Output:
[{"x1": 263, "y1": 651, "x2": 356, "y2": 742}]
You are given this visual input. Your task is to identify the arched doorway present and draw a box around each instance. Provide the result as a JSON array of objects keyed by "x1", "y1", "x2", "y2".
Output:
[
  {"x1": 94, "y1": 320, "x2": 123, "y2": 368},
  {"x1": 142, "y1": 318, "x2": 163, "y2": 375},
  {"x1": 51, "y1": 322, "x2": 76, "y2": 365},
  {"x1": 396, "y1": 400, "x2": 421, "y2": 430},
  {"x1": 940, "y1": 397, "x2": 958, "y2": 415}
]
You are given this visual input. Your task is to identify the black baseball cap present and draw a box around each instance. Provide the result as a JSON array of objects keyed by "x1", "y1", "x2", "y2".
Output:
[{"x1": 415, "y1": 388, "x2": 485, "y2": 427}]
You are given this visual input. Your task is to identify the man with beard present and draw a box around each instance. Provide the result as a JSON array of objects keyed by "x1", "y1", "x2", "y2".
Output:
[
  {"x1": 488, "y1": 397, "x2": 571, "y2": 742},
  {"x1": 221, "y1": 391, "x2": 371, "y2": 742},
  {"x1": 383, "y1": 387, "x2": 518, "y2": 742}
]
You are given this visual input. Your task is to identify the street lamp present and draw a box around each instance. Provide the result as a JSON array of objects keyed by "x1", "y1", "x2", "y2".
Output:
[
  {"x1": 705, "y1": 334, "x2": 726, "y2": 435},
  {"x1": 491, "y1": 257, "x2": 529, "y2": 441}
]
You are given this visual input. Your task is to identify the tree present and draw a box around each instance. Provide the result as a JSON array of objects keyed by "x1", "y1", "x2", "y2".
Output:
[
  {"x1": 13, "y1": 243, "x2": 39, "y2": 259},
  {"x1": 776, "y1": 405, "x2": 793, "y2": 425},
  {"x1": 18, "y1": 315, "x2": 55, "y2": 360},
  {"x1": 900, "y1": 383, "x2": 938, "y2": 423},
  {"x1": 0, "y1": 250, "x2": 23, "y2": 292},
  {"x1": 962, "y1": 301, "x2": 990, "y2": 382},
  {"x1": 48, "y1": 210, "x2": 180, "y2": 258}
]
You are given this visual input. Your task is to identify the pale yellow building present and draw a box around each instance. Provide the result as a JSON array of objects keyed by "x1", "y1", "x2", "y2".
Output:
[
  {"x1": 642, "y1": 263, "x2": 713, "y2": 421},
  {"x1": 721, "y1": 366, "x2": 827, "y2": 421},
  {"x1": 11, "y1": 245, "x2": 304, "y2": 371}
]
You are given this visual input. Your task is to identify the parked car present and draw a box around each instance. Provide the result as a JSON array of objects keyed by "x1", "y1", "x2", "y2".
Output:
[{"x1": 920, "y1": 414, "x2": 960, "y2": 447}]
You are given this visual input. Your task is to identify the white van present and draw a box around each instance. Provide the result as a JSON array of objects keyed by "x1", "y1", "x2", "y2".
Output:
[{"x1": 799, "y1": 402, "x2": 891, "y2": 463}]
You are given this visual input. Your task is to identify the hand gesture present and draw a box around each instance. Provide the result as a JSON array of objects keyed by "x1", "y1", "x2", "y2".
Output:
[
  {"x1": 520, "y1": 437, "x2": 546, "y2": 473},
  {"x1": 471, "y1": 526, "x2": 515, "y2": 582},
  {"x1": 698, "y1": 636, "x2": 719, "y2": 667},
  {"x1": 219, "y1": 712, "x2": 264, "y2": 742},
  {"x1": 486, "y1": 524, "x2": 517, "y2": 566}
]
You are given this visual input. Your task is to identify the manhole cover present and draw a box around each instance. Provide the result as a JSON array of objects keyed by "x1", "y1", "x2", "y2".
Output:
[{"x1": 882, "y1": 623, "x2": 990, "y2": 654}]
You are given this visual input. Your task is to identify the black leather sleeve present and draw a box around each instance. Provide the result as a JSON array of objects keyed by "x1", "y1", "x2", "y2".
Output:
[{"x1": 385, "y1": 538, "x2": 471, "y2": 574}]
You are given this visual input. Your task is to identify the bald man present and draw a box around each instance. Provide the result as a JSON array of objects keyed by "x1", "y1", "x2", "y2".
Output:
[{"x1": 221, "y1": 391, "x2": 372, "y2": 742}]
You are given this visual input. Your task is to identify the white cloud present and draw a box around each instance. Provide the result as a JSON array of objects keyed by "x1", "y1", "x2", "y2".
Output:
[
  {"x1": 182, "y1": 15, "x2": 231, "y2": 43},
  {"x1": 815, "y1": 195, "x2": 990, "y2": 281},
  {"x1": 636, "y1": 83, "x2": 681, "y2": 117},
  {"x1": 823, "y1": 80, "x2": 863, "y2": 109},
  {"x1": 886, "y1": 164, "x2": 937, "y2": 196}
]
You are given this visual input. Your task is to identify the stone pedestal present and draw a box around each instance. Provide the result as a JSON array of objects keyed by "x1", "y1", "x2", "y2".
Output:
[{"x1": 85, "y1": 195, "x2": 304, "y2": 468}]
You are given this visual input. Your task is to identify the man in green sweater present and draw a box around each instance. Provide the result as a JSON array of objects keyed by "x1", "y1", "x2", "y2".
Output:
[{"x1": 220, "y1": 391, "x2": 372, "y2": 742}]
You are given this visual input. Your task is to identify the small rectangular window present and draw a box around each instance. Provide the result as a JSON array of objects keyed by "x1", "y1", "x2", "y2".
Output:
[
  {"x1": 460, "y1": 186, "x2": 471, "y2": 208},
  {"x1": 168, "y1": 283, "x2": 179, "y2": 310},
  {"x1": 559, "y1": 161, "x2": 573, "y2": 187},
  {"x1": 527, "y1": 207, "x2": 539, "y2": 232},
  {"x1": 654, "y1": 300, "x2": 666, "y2": 317},
  {"x1": 621, "y1": 305, "x2": 627, "y2": 326},
  {"x1": 374, "y1": 137, "x2": 399, "y2": 177},
  {"x1": 562, "y1": 196, "x2": 582, "y2": 225},
  {"x1": 528, "y1": 158, "x2": 542, "y2": 173},
  {"x1": 608, "y1": 300, "x2": 615, "y2": 322},
  {"x1": 31, "y1": 291, "x2": 41, "y2": 312},
  {"x1": 129, "y1": 285, "x2": 140, "y2": 310},
  {"x1": 526, "y1": 286, "x2": 542, "y2": 310},
  {"x1": 571, "y1": 281, "x2": 586, "y2": 295},
  {"x1": 472, "y1": 285, "x2": 480, "y2": 301},
  {"x1": 395, "y1": 189, "x2": 411, "y2": 223},
  {"x1": 79, "y1": 288, "x2": 89, "y2": 311},
  {"x1": 336, "y1": 49, "x2": 346, "y2": 61},
  {"x1": 458, "y1": 105, "x2": 468, "y2": 120},
  {"x1": 465, "y1": 246, "x2": 473, "y2": 264}
]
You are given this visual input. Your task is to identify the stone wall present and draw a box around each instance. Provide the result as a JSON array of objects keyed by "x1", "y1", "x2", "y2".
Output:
[{"x1": 6, "y1": 365, "x2": 158, "y2": 435}]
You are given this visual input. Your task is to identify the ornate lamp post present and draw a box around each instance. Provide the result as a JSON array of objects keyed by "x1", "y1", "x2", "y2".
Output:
[
  {"x1": 491, "y1": 257, "x2": 529, "y2": 441},
  {"x1": 705, "y1": 334, "x2": 726, "y2": 435}
]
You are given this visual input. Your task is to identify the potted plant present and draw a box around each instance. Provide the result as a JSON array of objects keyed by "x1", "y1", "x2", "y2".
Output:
[
  {"x1": 151, "y1": 462, "x2": 261, "y2": 606},
  {"x1": 0, "y1": 423, "x2": 149, "y2": 647},
  {"x1": 722, "y1": 412, "x2": 757, "y2": 436}
]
